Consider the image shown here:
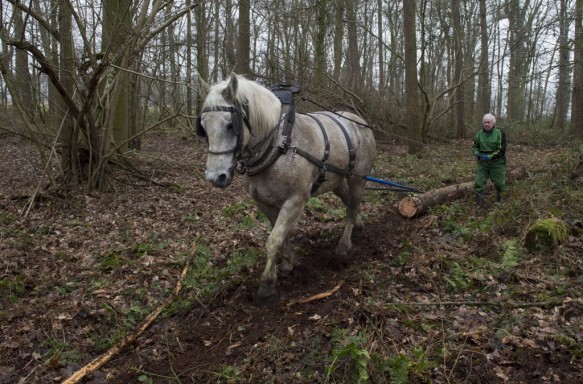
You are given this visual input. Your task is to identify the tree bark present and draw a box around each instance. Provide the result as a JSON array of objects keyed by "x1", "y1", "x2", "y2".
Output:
[
  {"x1": 58, "y1": 0, "x2": 77, "y2": 185},
  {"x1": 313, "y1": 1, "x2": 327, "y2": 92},
  {"x1": 14, "y1": 7, "x2": 34, "y2": 118},
  {"x1": 237, "y1": 0, "x2": 251, "y2": 77},
  {"x1": 404, "y1": 0, "x2": 423, "y2": 154},
  {"x1": 397, "y1": 166, "x2": 528, "y2": 218},
  {"x1": 377, "y1": 0, "x2": 384, "y2": 99},
  {"x1": 572, "y1": 0, "x2": 583, "y2": 138},
  {"x1": 196, "y1": 2, "x2": 209, "y2": 111},
  {"x1": 477, "y1": 0, "x2": 491, "y2": 116},
  {"x1": 332, "y1": 2, "x2": 345, "y2": 82},
  {"x1": 345, "y1": 0, "x2": 361, "y2": 91},
  {"x1": 452, "y1": 0, "x2": 465, "y2": 139}
]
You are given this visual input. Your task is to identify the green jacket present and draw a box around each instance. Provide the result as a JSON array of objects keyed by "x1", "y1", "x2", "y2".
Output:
[{"x1": 472, "y1": 127, "x2": 506, "y2": 161}]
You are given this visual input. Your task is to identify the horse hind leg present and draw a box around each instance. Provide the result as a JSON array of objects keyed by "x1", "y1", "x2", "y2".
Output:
[
  {"x1": 334, "y1": 177, "x2": 365, "y2": 257},
  {"x1": 335, "y1": 181, "x2": 364, "y2": 231}
]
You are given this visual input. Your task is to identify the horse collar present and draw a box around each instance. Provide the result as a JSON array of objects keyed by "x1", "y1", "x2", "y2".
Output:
[{"x1": 238, "y1": 103, "x2": 294, "y2": 176}]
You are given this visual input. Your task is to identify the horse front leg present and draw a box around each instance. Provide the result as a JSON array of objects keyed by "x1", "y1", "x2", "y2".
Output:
[
  {"x1": 254, "y1": 202, "x2": 297, "y2": 277},
  {"x1": 256, "y1": 197, "x2": 306, "y2": 306}
]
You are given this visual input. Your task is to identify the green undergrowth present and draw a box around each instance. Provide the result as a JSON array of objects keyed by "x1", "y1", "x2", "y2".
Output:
[{"x1": 165, "y1": 243, "x2": 261, "y2": 316}]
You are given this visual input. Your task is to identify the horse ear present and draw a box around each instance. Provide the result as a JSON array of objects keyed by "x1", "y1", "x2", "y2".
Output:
[
  {"x1": 198, "y1": 76, "x2": 210, "y2": 96},
  {"x1": 225, "y1": 73, "x2": 239, "y2": 101}
]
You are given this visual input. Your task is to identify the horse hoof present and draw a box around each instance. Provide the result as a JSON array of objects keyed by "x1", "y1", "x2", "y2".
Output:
[
  {"x1": 278, "y1": 265, "x2": 293, "y2": 277},
  {"x1": 336, "y1": 244, "x2": 350, "y2": 257},
  {"x1": 256, "y1": 283, "x2": 278, "y2": 306}
]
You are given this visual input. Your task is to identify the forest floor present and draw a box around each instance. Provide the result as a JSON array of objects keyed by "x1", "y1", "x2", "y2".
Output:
[{"x1": 1, "y1": 133, "x2": 582, "y2": 384}]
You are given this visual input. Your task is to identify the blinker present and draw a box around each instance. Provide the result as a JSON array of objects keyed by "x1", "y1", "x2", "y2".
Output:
[
  {"x1": 197, "y1": 104, "x2": 247, "y2": 158},
  {"x1": 196, "y1": 116, "x2": 205, "y2": 137}
]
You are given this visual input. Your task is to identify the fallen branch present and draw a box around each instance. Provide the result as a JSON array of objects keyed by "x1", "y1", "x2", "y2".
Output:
[
  {"x1": 288, "y1": 281, "x2": 344, "y2": 306},
  {"x1": 62, "y1": 241, "x2": 198, "y2": 384}
]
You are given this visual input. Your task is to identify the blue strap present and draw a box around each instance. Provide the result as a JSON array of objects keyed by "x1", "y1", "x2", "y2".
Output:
[{"x1": 363, "y1": 176, "x2": 422, "y2": 193}]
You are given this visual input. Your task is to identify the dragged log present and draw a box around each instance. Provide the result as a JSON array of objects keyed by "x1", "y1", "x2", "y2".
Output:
[{"x1": 397, "y1": 166, "x2": 528, "y2": 218}]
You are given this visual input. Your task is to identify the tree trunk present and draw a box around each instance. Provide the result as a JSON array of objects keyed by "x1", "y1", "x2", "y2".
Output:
[
  {"x1": 477, "y1": 0, "x2": 491, "y2": 116},
  {"x1": 58, "y1": 0, "x2": 78, "y2": 185},
  {"x1": 186, "y1": 0, "x2": 193, "y2": 118},
  {"x1": 313, "y1": 1, "x2": 327, "y2": 92},
  {"x1": 404, "y1": 0, "x2": 423, "y2": 154},
  {"x1": 377, "y1": 0, "x2": 384, "y2": 99},
  {"x1": 34, "y1": 0, "x2": 59, "y2": 130},
  {"x1": 572, "y1": 0, "x2": 583, "y2": 138},
  {"x1": 332, "y1": 2, "x2": 345, "y2": 82},
  {"x1": 506, "y1": 0, "x2": 527, "y2": 121},
  {"x1": 452, "y1": 0, "x2": 465, "y2": 139},
  {"x1": 397, "y1": 166, "x2": 528, "y2": 218},
  {"x1": 102, "y1": 0, "x2": 132, "y2": 155},
  {"x1": 14, "y1": 7, "x2": 34, "y2": 119},
  {"x1": 238, "y1": 0, "x2": 251, "y2": 77},
  {"x1": 345, "y1": 0, "x2": 361, "y2": 91},
  {"x1": 196, "y1": 2, "x2": 209, "y2": 111}
]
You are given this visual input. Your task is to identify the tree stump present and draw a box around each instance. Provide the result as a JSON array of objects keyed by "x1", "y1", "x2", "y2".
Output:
[{"x1": 524, "y1": 218, "x2": 567, "y2": 252}]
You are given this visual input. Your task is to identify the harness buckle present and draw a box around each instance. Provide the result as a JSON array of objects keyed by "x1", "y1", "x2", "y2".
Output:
[
  {"x1": 236, "y1": 161, "x2": 246, "y2": 174},
  {"x1": 276, "y1": 135, "x2": 289, "y2": 154}
]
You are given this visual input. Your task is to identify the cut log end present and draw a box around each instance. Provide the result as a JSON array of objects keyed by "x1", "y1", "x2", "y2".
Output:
[{"x1": 398, "y1": 196, "x2": 423, "y2": 218}]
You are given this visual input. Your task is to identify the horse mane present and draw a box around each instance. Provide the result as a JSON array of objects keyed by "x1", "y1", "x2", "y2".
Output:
[{"x1": 204, "y1": 75, "x2": 282, "y2": 137}]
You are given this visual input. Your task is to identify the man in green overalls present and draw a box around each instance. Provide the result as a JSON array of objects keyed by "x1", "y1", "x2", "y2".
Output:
[{"x1": 472, "y1": 113, "x2": 507, "y2": 206}]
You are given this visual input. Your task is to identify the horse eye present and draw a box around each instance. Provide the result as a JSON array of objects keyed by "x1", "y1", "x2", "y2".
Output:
[{"x1": 226, "y1": 123, "x2": 233, "y2": 131}]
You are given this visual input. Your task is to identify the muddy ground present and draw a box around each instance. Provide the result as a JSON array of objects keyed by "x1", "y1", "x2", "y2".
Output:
[{"x1": 1, "y1": 134, "x2": 582, "y2": 383}]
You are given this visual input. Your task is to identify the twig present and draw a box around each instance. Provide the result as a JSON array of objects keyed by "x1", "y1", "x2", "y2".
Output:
[
  {"x1": 288, "y1": 281, "x2": 344, "y2": 306},
  {"x1": 61, "y1": 241, "x2": 198, "y2": 384}
]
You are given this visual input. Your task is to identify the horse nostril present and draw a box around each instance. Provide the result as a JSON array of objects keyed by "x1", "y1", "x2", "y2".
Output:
[{"x1": 214, "y1": 173, "x2": 229, "y2": 188}]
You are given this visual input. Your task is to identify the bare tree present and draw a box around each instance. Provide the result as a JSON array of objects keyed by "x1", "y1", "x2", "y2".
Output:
[
  {"x1": 14, "y1": 7, "x2": 34, "y2": 118},
  {"x1": 332, "y1": 1, "x2": 345, "y2": 82},
  {"x1": 196, "y1": 2, "x2": 209, "y2": 109},
  {"x1": 58, "y1": 0, "x2": 77, "y2": 184},
  {"x1": 477, "y1": 0, "x2": 491, "y2": 116},
  {"x1": 573, "y1": 0, "x2": 583, "y2": 138},
  {"x1": 404, "y1": 0, "x2": 423, "y2": 153},
  {"x1": 554, "y1": 0, "x2": 570, "y2": 131},
  {"x1": 313, "y1": 0, "x2": 327, "y2": 91},
  {"x1": 238, "y1": 0, "x2": 251, "y2": 77},
  {"x1": 452, "y1": 0, "x2": 465, "y2": 139}
]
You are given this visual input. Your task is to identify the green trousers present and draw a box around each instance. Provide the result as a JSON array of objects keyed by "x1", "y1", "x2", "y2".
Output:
[{"x1": 474, "y1": 158, "x2": 506, "y2": 195}]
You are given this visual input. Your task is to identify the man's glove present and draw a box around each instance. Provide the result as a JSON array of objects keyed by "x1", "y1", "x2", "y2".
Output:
[{"x1": 479, "y1": 154, "x2": 490, "y2": 161}]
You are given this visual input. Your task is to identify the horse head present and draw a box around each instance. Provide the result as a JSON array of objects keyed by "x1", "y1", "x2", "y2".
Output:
[
  {"x1": 196, "y1": 74, "x2": 247, "y2": 188},
  {"x1": 197, "y1": 74, "x2": 281, "y2": 188}
]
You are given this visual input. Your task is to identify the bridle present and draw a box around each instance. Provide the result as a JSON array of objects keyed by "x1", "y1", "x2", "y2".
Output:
[{"x1": 196, "y1": 104, "x2": 250, "y2": 158}]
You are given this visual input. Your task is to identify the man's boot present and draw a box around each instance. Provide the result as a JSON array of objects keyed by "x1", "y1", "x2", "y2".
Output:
[
  {"x1": 476, "y1": 193, "x2": 484, "y2": 206},
  {"x1": 497, "y1": 192, "x2": 502, "y2": 203}
]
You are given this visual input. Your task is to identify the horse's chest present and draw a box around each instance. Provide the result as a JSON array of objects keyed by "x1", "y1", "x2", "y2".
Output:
[{"x1": 243, "y1": 170, "x2": 309, "y2": 207}]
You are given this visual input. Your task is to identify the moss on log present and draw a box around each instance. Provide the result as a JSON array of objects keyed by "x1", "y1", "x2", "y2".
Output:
[{"x1": 524, "y1": 218, "x2": 567, "y2": 252}]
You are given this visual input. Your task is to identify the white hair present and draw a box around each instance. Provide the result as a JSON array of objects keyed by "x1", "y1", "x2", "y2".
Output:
[{"x1": 483, "y1": 113, "x2": 496, "y2": 125}]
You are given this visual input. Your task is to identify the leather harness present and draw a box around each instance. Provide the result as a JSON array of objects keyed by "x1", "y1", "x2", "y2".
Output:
[{"x1": 197, "y1": 86, "x2": 358, "y2": 193}]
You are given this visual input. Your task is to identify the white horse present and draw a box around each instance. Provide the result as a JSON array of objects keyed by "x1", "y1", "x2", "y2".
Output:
[{"x1": 197, "y1": 74, "x2": 377, "y2": 305}]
